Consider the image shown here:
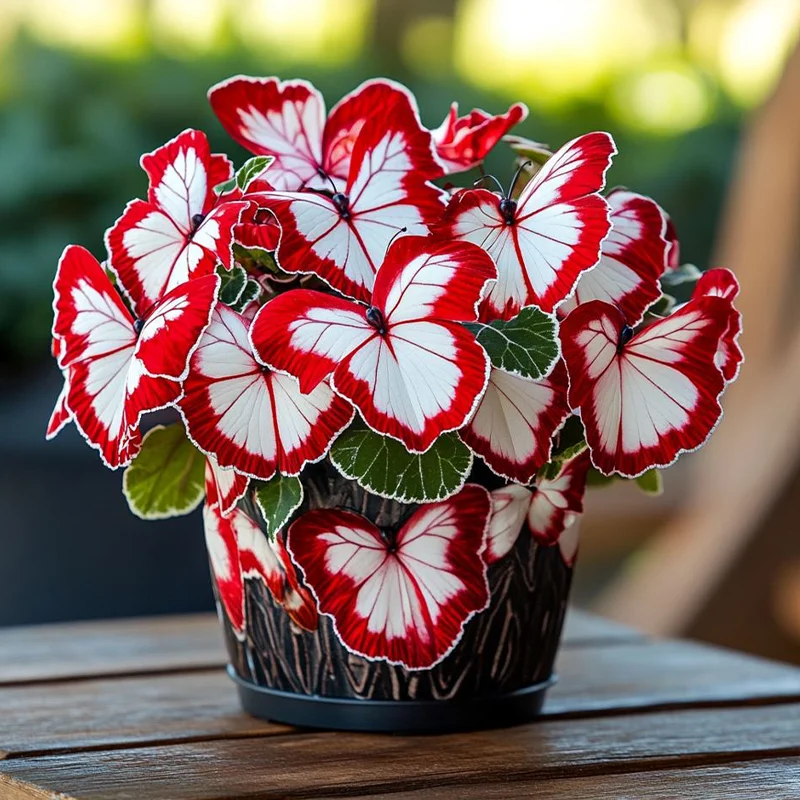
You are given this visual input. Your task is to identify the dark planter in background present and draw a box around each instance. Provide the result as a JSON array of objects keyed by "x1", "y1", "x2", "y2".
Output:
[{"x1": 0, "y1": 365, "x2": 213, "y2": 626}]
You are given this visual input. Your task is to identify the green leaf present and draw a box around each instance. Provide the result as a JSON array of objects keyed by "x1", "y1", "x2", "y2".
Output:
[
  {"x1": 218, "y1": 264, "x2": 247, "y2": 306},
  {"x1": 646, "y1": 293, "x2": 676, "y2": 317},
  {"x1": 214, "y1": 156, "x2": 275, "y2": 196},
  {"x1": 539, "y1": 415, "x2": 588, "y2": 481},
  {"x1": 254, "y1": 473, "x2": 304, "y2": 540},
  {"x1": 123, "y1": 424, "x2": 205, "y2": 520},
  {"x1": 230, "y1": 278, "x2": 262, "y2": 313},
  {"x1": 661, "y1": 263, "x2": 702, "y2": 290},
  {"x1": 329, "y1": 421, "x2": 473, "y2": 503},
  {"x1": 236, "y1": 155, "x2": 274, "y2": 191},
  {"x1": 233, "y1": 244, "x2": 282, "y2": 275},
  {"x1": 635, "y1": 469, "x2": 663, "y2": 496},
  {"x1": 214, "y1": 176, "x2": 237, "y2": 195},
  {"x1": 502, "y1": 134, "x2": 553, "y2": 165},
  {"x1": 464, "y1": 306, "x2": 559, "y2": 380},
  {"x1": 585, "y1": 467, "x2": 664, "y2": 494},
  {"x1": 554, "y1": 414, "x2": 585, "y2": 453},
  {"x1": 539, "y1": 440, "x2": 588, "y2": 481},
  {"x1": 586, "y1": 467, "x2": 616, "y2": 488}
]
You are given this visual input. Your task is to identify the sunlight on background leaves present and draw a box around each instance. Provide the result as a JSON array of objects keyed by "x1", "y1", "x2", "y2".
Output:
[
  {"x1": 15, "y1": 0, "x2": 146, "y2": 58},
  {"x1": 401, "y1": 15, "x2": 455, "y2": 78},
  {"x1": 1, "y1": 0, "x2": 799, "y2": 130},
  {"x1": 152, "y1": 0, "x2": 229, "y2": 54},
  {"x1": 452, "y1": 0, "x2": 800, "y2": 132},
  {"x1": 609, "y1": 60, "x2": 715, "y2": 135},
  {"x1": 717, "y1": 0, "x2": 800, "y2": 104},
  {"x1": 0, "y1": 0, "x2": 798, "y2": 365},
  {"x1": 454, "y1": 0, "x2": 677, "y2": 108},
  {"x1": 233, "y1": 0, "x2": 372, "y2": 64}
]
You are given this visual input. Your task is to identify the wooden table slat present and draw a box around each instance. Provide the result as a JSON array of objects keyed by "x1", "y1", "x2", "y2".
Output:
[
  {"x1": 1, "y1": 639, "x2": 798, "y2": 760},
  {"x1": 313, "y1": 758, "x2": 800, "y2": 800},
  {"x1": 0, "y1": 614, "x2": 224, "y2": 686},
  {"x1": 0, "y1": 609, "x2": 642, "y2": 687},
  {"x1": 2, "y1": 610, "x2": 798, "y2": 800},
  {"x1": 1, "y1": 704, "x2": 797, "y2": 800}
]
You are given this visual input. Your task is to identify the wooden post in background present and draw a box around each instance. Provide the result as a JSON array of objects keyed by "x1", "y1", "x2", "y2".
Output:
[{"x1": 597, "y1": 42, "x2": 800, "y2": 641}]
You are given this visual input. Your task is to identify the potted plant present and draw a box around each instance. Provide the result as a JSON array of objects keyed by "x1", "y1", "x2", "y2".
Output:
[{"x1": 47, "y1": 76, "x2": 742, "y2": 733}]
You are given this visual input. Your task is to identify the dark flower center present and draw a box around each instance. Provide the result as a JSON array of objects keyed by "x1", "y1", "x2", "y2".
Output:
[
  {"x1": 332, "y1": 192, "x2": 351, "y2": 220},
  {"x1": 366, "y1": 306, "x2": 387, "y2": 335},
  {"x1": 617, "y1": 324, "x2": 634, "y2": 353},
  {"x1": 499, "y1": 196, "x2": 517, "y2": 224},
  {"x1": 379, "y1": 527, "x2": 397, "y2": 554}
]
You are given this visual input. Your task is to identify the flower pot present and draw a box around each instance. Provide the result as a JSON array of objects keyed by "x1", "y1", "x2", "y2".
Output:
[{"x1": 204, "y1": 462, "x2": 577, "y2": 733}]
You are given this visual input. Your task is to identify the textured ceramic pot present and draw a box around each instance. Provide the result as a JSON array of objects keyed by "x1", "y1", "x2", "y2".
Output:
[{"x1": 205, "y1": 461, "x2": 576, "y2": 733}]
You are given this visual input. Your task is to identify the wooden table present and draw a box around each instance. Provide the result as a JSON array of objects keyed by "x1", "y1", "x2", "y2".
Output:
[{"x1": 0, "y1": 611, "x2": 798, "y2": 799}]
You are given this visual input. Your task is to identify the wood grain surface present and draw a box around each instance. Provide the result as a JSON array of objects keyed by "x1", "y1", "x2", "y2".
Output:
[
  {"x1": 0, "y1": 610, "x2": 797, "y2": 799},
  {"x1": 0, "y1": 614, "x2": 225, "y2": 685},
  {"x1": 1, "y1": 704, "x2": 798, "y2": 799},
  {"x1": 314, "y1": 758, "x2": 800, "y2": 800},
  {"x1": 0, "y1": 609, "x2": 641, "y2": 688},
  {"x1": 1, "y1": 639, "x2": 798, "y2": 759}
]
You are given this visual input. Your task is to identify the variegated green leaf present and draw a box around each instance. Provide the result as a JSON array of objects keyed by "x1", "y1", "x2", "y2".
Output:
[
  {"x1": 329, "y1": 421, "x2": 473, "y2": 503},
  {"x1": 123, "y1": 424, "x2": 205, "y2": 520},
  {"x1": 465, "y1": 306, "x2": 559, "y2": 380},
  {"x1": 254, "y1": 473, "x2": 304, "y2": 540}
]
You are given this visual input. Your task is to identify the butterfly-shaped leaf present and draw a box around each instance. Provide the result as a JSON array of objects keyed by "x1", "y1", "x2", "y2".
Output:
[{"x1": 287, "y1": 484, "x2": 491, "y2": 669}]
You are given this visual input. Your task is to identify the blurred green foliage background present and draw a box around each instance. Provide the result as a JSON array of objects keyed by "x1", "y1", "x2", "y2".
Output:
[{"x1": 0, "y1": 0, "x2": 797, "y2": 372}]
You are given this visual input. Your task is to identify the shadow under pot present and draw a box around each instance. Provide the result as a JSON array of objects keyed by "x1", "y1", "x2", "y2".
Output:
[{"x1": 204, "y1": 464, "x2": 578, "y2": 733}]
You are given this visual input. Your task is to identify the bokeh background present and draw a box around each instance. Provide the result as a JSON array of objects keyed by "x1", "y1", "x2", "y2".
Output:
[{"x1": 1, "y1": 0, "x2": 798, "y2": 663}]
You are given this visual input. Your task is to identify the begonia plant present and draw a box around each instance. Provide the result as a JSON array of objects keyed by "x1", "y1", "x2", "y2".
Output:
[{"x1": 48, "y1": 76, "x2": 742, "y2": 670}]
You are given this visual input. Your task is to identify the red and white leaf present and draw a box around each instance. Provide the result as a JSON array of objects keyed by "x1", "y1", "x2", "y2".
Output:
[
  {"x1": 324, "y1": 78, "x2": 435, "y2": 181},
  {"x1": 557, "y1": 520, "x2": 581, "y2": 567},
  {"x1": 485, "y1": 483, "x2": 532, "y2": 565},
  {"x1": 46, "y1": 379, "x2": 72, "y2": 440},
  {"x1": 693, "y1": 267, "x2": 739, "y2": 303},
  {"x1": 559, "y1": 189, "x2": 668, "y2": 325},
  {"x1": 205, "y1": 457, "x2": 249, "y2": 517},
  {"x1": 180, "y1": 304, "x2": 354, "y2": 480},
  {"x1": 431, "y1": 101, "x2": 528, "y2": 174},
  {"x1": 236, "y1": 509, "x2": 285, "y2": 602},
  {"x1": 485, "y1": 452, "x2": 589, "y2": 563},
  {"x1": 250, "y1": 289, "x2": 375, "y2": 393},
  {"x1": 209, "y1": 76, "x2": 434, "y2": 196},
  {"x1": 249, "y1": 100, "x2": 445, "y2": 302},
  {"x1": 106, "y1": 129, "x2": 247, "y2": 317},
  {"x1": 209, "y1": 77, "x2": 325, "y2": 191},
  {"x1": 251, "y1": 236, "x2": 496, "y2": 452},
  {"x1": 692, "y1": 268, "x2": 743, "y2": 383},
  {"x1": 52, "y1": 246, "x2": 182, "y2": 469},
  {"x1": 460, "y1": 362, "x2": 570, "y2": 484},
  {"x1": 287, "y1": 484, "x2": 491, "y2": 669},
  {"x1": 527, "y1": 452, "x2": 591, "y2": 546},
  {"x1": 234, "y1": 205, "x2": 281, "y2": 251},
  {"x1": 203, "y1": 502, "x2": 246, "y2": 637},
  {"x1": 664, "y1": 215, "x2": 680, "y2": 270},
  {"x1": 203, "y1": 498, "x2": 318, "y2": 634},
  {"x1": 329, "y1": 321, "x2": 489, "y2": 453},
  {"x1": 560, "y1": 297, "x2": 731, "y2": 477},
  {"x1": 141, "y1": 129, "x2": 232, "y2": 219},
  {"x1": 273, "y1": 536, "x2": 319, "y2": 631},
  {"x1": 438, "y1": 132, "x2": 616, "y2": 317},
  {"x1": 370, "y1": 235, "x2": 497, "y2": 324},
  {"x1": 134, "y1": 274, "x2": 219, "y2": 380}
]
